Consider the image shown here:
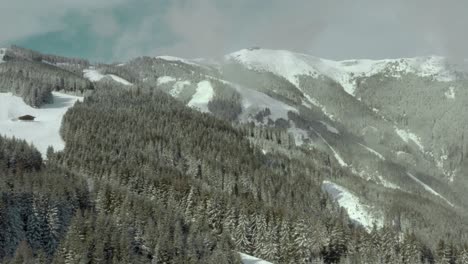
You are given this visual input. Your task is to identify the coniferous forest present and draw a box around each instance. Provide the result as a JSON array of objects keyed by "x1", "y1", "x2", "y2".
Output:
[
  {"x1": 1, "y1": 81, "x2": 468, "y2": 263},
  {"x1": 0, "y1": 46, "x2": 468, "y2": 263}
]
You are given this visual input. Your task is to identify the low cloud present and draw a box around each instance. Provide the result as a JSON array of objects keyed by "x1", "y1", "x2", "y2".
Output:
[{"x1": 2, "y1": 0, "x2": 468, "y2": 61}]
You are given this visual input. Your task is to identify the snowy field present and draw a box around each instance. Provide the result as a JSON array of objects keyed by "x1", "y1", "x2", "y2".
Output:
[
  {"x1": 0, "y1": 92, "x2": 83, "y2": 156},
  {"x1": 239, "y1": 253, "x2": 272, "y2": 264}
]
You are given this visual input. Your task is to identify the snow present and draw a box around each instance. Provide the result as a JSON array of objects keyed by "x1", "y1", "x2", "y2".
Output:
[
  {"x1": 406, "y1": 172, "x2": 454, "y2": 207},
  {"x1": 187, "y1": 80, "x2": 214, "y2": 113},
  {"x1": 0, "y1": 92, "x2": 83, "y2": 157},
  {"x1": 156, "y1": 55, "x2": 200, "y2": 66},
  {"x1": 445, "y1": 86, "x2": 456, "y2": 99},
  {"x1": 322, "y1": 181, "x2": 383, "y2": 231},
  {"x1": 302, "y1": 94, "x2": 335, "y2": 121},
  {"x1": 320, "y1": 121, "x2": 340, "y2": 134},
  {"x1": 239, "y1": 253, "x2": 272, "y2": 264},
  {"x1": 170, "y1": 80, "x2": 191, "y2": 97},
  {"x1": 377, "y1": 175, "x2": 400, "y2": 190},
  {"x1": 359, "y1": 143, "x2": 385, "y2": 160},
  {"x1": 288, "y1": 122, "x2": 309, "y2": 146},
  {"x1": 311, "y1": 128, "x2": 348, "y2": 167},
  {"x1": 0, "y1": 48, "x2": 6, "y2": 63},
  {"x1": 227, "y1": 49, "x2": 319, "y2": 88},
  {"x1": 227, "y1": 49, "x2": 458, "y2": 97},
  {"x1": 83, "y1": 69, "x2": 132, "y2": 85},
  {"x1": 234, "y1": 84, "x2": 298, "y2": 122},
  {"x1": 395, "y1": 127, "x2": 425, "y2": 152},
  {"x1": 157, "y1": 76, "x2": 176, "y2": 85}
]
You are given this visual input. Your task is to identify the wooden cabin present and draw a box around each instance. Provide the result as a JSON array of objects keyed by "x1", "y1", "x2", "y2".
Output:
[{"x1": 18, "y1": 115, "x2": 36, "y2": 121}]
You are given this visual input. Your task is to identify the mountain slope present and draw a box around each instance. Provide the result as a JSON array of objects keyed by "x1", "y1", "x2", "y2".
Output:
[{"x1": 2, "y1": 46, "x2": 468, "y2": 263}]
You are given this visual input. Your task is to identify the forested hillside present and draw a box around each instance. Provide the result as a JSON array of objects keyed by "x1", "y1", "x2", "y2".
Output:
[{"x1": 1, "y1": 46, "x2": 468, "y2": 263}]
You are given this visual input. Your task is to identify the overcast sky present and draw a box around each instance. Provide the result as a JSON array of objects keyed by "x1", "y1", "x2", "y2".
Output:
[{"x1": 1, "y1": 0, "x2": 467, "y2": 62}]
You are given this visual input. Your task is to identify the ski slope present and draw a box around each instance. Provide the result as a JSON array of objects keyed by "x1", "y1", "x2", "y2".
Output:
[
  {"x1": 227, "y1": 49, "x2": 458, "y2": 96},
  {"x1": 322, "y1": 180, "x2": 383, "y2": 231},
  {"x1": 187, "y1": 80, "x2": 214, "y2": 113},
  {"x1": 83, "y1": 69, "x2": 132, "y2": 85},
  {"x1": 0, "y1": 92, "x2": 83, "y2": 157}
]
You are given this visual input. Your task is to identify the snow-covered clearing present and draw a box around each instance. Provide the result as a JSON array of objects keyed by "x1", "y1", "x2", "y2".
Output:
[
  {"x1": 322, "y1": 181, "x2": 383, "y2": 231},
  {"x1": 0, "y1": 92, "x2": 83, "y2": 157},
  {"x1": 83, "y1": 69, "x2": 132, "y2": 85},
  {"x1": 187, "y1": 81, "x2": 214, "y2": 113},
  {"x1": 358, "y1": 143, "x2": 385, "y2": 160},
  {"x1": 157, "y1": 76, "x2": 176, "y2": 85},
  {"x1": 239, "y1": 253, "x2": 272, "y2": 264},
  {"x1": 406, "y1": 172, "x2": 454, "y2": 207}
]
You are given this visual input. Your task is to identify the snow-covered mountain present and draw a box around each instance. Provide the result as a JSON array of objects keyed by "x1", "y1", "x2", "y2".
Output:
[
  {"x1": 123, "y1": 48, "x2": 468, "y2": 232},
  {"x1": 1, "y1": 45, "x2": 467, "y2": 237},
  {"x1": 226, "y1": 48, "x2": 463, "y2": 96}
]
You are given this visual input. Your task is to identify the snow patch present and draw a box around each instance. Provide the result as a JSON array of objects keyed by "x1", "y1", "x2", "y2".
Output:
[
  {"x1": 311, "y1": 128, "x2": 348, "y2": 167},
  {"x1": 0, "y1": 48, "x2": 6, "y2": 63},
  {"x1": 377, "y1": 175, "x2": 400, "y2": 190},
  {"x1": 288, "y1": 122, "x2": 309, "y2": 146},
  {"x1": 302, "y1": 94, "x2": 335, "y2": 121},
  {"x1": 322, "y1": 181, "x2": 383, "y2": 231},
  {"x1": 445, "y1": 86, "x2": 456, "y2": 99},
  {"x1": 359, "y1": 143, "x2": 385, "y2": 160},
  {"x1": 235, "y1": 85, "x2": 298, "y2": 122},
  {"x1": 407, "y1": 172, "x2": 454, "y2": 207},
  {"x1": 156, "y1": 55, "x2": 200, "y2": 66},
  {"x1": 170, "y1": 80, "x2": 191, "y2": 97},
  {"x1": 395, "y1": 127, "x2": 424, "y2": 152},
  {"x1": 227, "y1": 49, "x2": 319, "y2": 87},
  {"x1": 0, "y1": 92, "x2": 83, "y2": 157},
  {"x1": 83, "y1": 69, "x2": 132, "y2": 85},
  {"x1": 187, "y1": 81, "x2": 214, "y2": 113},
  {"x1": 240, "y1": 253, "x2": 272, "y2": 264},
  {"x1": 320, "y1": 121, "x2": 340, "y2": 134},
  {"x1": 157, "y1": 76, "x2": 176, "y2": 85}
]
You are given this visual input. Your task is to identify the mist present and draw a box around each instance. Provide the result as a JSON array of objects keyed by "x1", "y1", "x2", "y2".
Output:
[{"x1": 1, "y1": 0, "x2": 468, "y2": 61}]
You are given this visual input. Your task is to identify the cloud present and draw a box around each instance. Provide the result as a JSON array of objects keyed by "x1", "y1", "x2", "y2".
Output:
[
  {"x1": 0, "y1": 0, "x2": 128, "y2": 45},
  {"x1": 394, "y1": 0, "x2": 468, "y2": 61},
  {"x1": 150, "y1": 0, "x2": 336, "y2": 58},
  {"x1": 3, "y1": 0, "x2": 468, "y2": 61}
]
